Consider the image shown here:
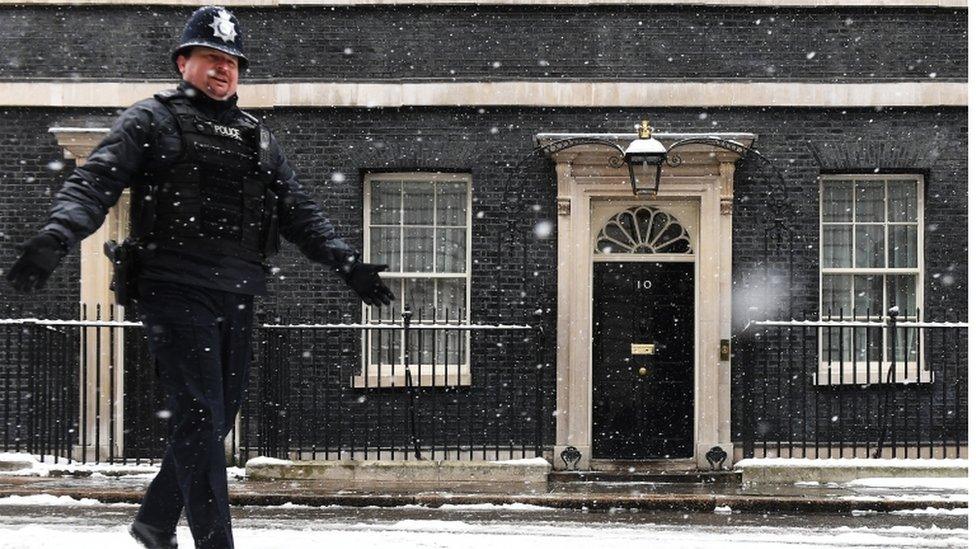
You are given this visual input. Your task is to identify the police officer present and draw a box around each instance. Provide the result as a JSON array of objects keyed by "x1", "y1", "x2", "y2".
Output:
[{"x1": 6, "y1": 6, "x2": 394, "y2": 549}]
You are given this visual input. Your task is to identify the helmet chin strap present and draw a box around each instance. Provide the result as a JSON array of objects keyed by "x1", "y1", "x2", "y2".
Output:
[
  {"x1": 205, "y1": 83, "x2": 234, "y2": 101},
  {"x1": 178, "y1": 73, "x2": 234, "y2": 101}
]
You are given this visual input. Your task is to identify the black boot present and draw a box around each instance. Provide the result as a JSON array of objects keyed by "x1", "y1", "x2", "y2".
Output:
[{"x1": 129, "y1": 520, "x2": 178, "y2": 549}]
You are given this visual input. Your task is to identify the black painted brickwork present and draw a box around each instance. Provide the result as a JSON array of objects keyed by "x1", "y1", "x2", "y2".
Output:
[
  {"x1": 0, "y1": 5, "x2": 966, "y2": 82},
  {"x1": 0, "y1": 104, "x2": 967, "y2": 449},
  {"x1": 0, "y1": 107, "x2": 85, "y2": 311}
]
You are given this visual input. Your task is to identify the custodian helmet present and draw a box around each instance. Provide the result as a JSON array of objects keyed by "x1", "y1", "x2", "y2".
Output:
[{"x1": 171, "y1": 6, "x2": 249, "y2": 72}]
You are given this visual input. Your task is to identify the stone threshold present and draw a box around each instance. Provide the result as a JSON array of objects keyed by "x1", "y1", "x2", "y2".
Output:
[{"x1": 549, "y1": 470, "x2": 742, "y2": 485}]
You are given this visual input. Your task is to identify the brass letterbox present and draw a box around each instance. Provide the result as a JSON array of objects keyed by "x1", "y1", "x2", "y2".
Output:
[{"x1": 631, "y1": 343, "x2": 655, "y2": 355}]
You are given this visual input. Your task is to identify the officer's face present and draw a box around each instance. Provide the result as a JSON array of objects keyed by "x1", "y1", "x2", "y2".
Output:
[{"x1": 176, "y1": 47, "x2": 240, "y2": 101}]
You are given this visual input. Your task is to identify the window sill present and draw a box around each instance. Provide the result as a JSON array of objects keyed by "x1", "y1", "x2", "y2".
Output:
[
  {"x1": 814, "y1": 363, "x2": 932, "y2": 386},
  {"x1": 352, "y1": 364, "x2": 471, "y2": 389}
]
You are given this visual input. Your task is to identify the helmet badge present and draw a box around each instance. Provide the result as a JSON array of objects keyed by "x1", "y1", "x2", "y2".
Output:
[{"x1": 209, "y1": 9, "x2": 237, "y2": 43}]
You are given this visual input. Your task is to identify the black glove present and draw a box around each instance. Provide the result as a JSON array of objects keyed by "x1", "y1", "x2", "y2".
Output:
[
  {"x1": 340, "y1": 261, "x2": 395, "y2": 307},
  {"x1": 7, "y1": 232, "x2": 68, "y2": 293}
]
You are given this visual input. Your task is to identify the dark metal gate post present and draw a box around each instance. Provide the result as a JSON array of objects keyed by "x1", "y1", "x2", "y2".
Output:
[
  {"x1": 402, "y1": 309, "x2": 421, "y2": 460},
  {"x1": 739, "y1": 328, "x2": 757, "y2": 459},
  {"x1": 872, "y1": 308, "x2": 899, "y2": 458},
  {"x1": 533, "y1": 325, "x2": 544, "y2": 457}
]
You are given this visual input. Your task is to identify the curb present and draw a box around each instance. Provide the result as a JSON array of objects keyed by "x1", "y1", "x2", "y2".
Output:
[{"x1": 0, "y1": 487, "x2": 965, "y2": 514}]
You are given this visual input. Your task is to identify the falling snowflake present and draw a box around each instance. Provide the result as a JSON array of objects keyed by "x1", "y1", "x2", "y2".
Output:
[{"x1": 533, "y1": 220, "x2": 553, "y2": 239}]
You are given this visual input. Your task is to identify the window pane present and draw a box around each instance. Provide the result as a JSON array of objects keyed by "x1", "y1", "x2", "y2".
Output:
[
  {"x1": 822, "y1": 182, "x2": 852, "y2": 222},
  {"x1": 370, "y1": 180, "x2": 401, "y2": 225},
  {"x1": 853, "y1": 275, "x2": 883, "y2": 317},
  {"x1": 368, "y1": 279, "x2": 402, "y2": 367},
  {"x1": 437, "y1": 182, "x2": 468, "y2": 226},
  {"x1": 822, "y1": 274, "x2": 851, "y2": 318},
  {"x1": 888, "y1": 224, "x2": 917, "y2": 268},
  {"x1": 403, "y1": 227, "x2": 434, "y2": 272},
  {"x1": 823, "y1": 225, "x2": 852, "y2": 268},
  {"x1": 887, "y1": 275, "x2": 917, "y2": 319},
  {"x1": 854, "y1": 321, "x2": 883, "y2": 369},
  {"x1": 403, "y1": 181, "x2": 435, "y2": 225},
  {"x1": 404, "y1": 277, "x2": 434, "y2": 312},
  {"x1": 436, "y1": 228, "x2": 466, "y2": 273},
  {"x1": 893, "y1": 327, "x2": 919, "y2": 364},
  {"x1": 823, "y1": 324, "x2": 852, "y2": 366},
  {"x1": 404, "y1": 278, "x2": 436, "y2": 364},
  {"x1": 436, "y1": 278, "x2": 466, "y2": 320},
  {"x1": 369, "y1": 326, "x2": 402, "y2": 369},
  {"x1": 855, "y1": 181, "x2": 885, "y2": 222},
  {"x1": 435, "y1": 278, "x2": 467, "y2": 364},
  {"x1": 370, "y1": 227, "x2": 401, "y2": 272},
  {"x1": 854, "y1": 225, "x2": 884, "y2": 268},
  {"x1": 888, "y1": 180, "x2": 918, "y2": 222}
]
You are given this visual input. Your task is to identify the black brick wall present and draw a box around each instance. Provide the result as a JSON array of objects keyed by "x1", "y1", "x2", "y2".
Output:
[
  {"x1": 2, "y1": 105, "x2": 967, "y2": 310},
  {"x1": 0, "y1": 5, "x2": 966, "y2": 82},
  {"x1": 2, "y1": 106, "x2": 966, "y2": 322},
  {"x1": 0, "y1": 107, "x2": 96, "y2": 312},
  {"x1": 0, "y1": 103, "x2": 966, "y2": 452},
  {"x1": 232, "y1": 107, "x2": 967, "y2": 322}
]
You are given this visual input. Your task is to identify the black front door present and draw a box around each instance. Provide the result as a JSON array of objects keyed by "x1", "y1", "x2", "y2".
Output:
[{"x1": 592, "y1": 261, "x2": 695, "y2": 459}]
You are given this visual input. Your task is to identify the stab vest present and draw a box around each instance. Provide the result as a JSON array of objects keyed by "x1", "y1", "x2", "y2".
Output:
[{"x1": 134, "y1": 89, "x2": 279, "y2": 262}]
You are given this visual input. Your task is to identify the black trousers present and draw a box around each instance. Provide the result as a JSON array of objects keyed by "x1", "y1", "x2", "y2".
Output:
[{"x1": 135, "y1": 279, "x2": 254, "y2": 549}]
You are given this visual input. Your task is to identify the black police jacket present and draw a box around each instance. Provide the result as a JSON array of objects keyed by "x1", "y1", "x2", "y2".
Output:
[{"x1": 40, "y1": 81, "x2": 359, "y2": 295}]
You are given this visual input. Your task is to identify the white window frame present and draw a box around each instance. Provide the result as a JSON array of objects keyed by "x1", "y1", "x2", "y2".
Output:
[
  {"x1": 356, "y1": 172, "x2": 473, "y2": 388},
  {"x1": 817, "y1": 174, "x2": 928, "y2": 385}
]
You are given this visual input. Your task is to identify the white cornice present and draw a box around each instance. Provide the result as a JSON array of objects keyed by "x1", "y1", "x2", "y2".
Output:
[
  {"x1": 0, "y1": 81, "x2": 966, "y2": 108},
  {"x1": 0, "y1": 0, "x2": 965, "y2": 6},
  {"x1": 536, "y1": 131, "x2": 757, "y2": 146}
]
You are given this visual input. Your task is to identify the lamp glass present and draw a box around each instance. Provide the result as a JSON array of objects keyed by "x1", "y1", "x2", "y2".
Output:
[{"x1": 627, "y1": 158, "x2": 663, "y2": 195}]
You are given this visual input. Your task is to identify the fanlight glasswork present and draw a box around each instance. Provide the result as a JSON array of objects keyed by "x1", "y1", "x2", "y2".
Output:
[{"x1": 595, "y1": 206, "x2": 692, "y2": 254}]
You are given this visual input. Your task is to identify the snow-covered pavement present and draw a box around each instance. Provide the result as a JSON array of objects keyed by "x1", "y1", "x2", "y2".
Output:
[{"x1": 0, "y1": 497, "x2": 966, "y2": 548}]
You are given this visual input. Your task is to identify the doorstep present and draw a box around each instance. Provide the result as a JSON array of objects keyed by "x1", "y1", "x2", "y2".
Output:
[{"x1": 549, "y1": 470, "x2": 741, "y2": 486}]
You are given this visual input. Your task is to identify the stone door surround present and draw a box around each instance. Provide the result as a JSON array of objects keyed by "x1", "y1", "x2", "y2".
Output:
[{"x1": 538, "y1": 131, "x2": 755, "y2": 470}]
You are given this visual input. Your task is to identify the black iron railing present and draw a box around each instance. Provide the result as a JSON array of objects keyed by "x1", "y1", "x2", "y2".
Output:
[
  {"x1": 0, "y1": 306, "x2": 549, "y2": 465},
  {"x1": 240, "y1": 308, "x2": 551, "y2": 461},
  {"x1": 736, "y1": 309, "x2": 968, "y2": 459},
  {"x1": 0, "y1": 305, "x2": 161, "y2": 464},
  {"x1": 240, "y1": 308, "x2": 546, "y2": 462}
]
